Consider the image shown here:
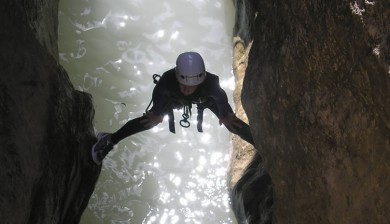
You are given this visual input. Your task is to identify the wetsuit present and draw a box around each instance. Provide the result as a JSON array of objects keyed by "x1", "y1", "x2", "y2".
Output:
[{"x1": 110, "y1": 68, "x2": 254, "y2": 145}]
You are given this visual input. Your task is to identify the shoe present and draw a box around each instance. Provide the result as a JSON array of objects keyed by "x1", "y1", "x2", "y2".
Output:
[{"x1": 91, "y1": 132, "x2": 114, "y2": 165}]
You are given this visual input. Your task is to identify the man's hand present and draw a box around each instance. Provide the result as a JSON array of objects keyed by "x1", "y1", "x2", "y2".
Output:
[
  {"x1": 140, "y1": 111, "x2": 164, "y2": 128},
  {"x1": 219, "y1": 113, "x2": 243, "y2": 134}
]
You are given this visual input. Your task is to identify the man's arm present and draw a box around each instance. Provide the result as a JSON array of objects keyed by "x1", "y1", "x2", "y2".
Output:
[
  {"x1": 208, "y1": 76, "x2": 245, "y2": 133},
  {"x1": 150, "y1": 72, "x2": 171, "y2": 116},
  {"x1": 219, "y1": 114, "x2": 244, "y2": 134},
  {"x1": 141, "y1": 72, "x2": 172, "y2": 128},
  {"x1": 208, "y1": 76, "x2": 234, "y2": 118}
]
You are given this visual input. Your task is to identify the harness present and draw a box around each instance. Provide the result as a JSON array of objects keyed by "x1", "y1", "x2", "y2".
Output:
[{"x1": 146, "y1": 74, "x2": 206, "y2": 133}]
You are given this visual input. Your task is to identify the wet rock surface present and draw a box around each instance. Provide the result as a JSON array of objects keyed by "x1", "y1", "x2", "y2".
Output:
[
  {"x1": 230, "y1": 0, "x2": 390, "y2": 223},
  {"x1": 2, "y1": 1, "x2": 390, "y2": 224},
  {"x1": 0, "y1": 1, "x2": 100, "y2": 223}
]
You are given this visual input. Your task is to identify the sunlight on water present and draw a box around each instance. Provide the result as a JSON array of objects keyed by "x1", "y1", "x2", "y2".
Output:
[{"x1": 59, "y1": 0, "x2": 237, "y2": 223}]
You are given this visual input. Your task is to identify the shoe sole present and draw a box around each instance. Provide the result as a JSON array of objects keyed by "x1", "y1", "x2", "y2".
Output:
[
  {"x1": 91, "y1": 141, "x2": 102, "y2": 165},
  {"x1": 91, "y1": 133, "x2": 108, "y2": 165}
]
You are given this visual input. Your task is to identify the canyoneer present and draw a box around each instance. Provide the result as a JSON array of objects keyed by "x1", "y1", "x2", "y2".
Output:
[{"x1": 91, "y1": 51, "x2": 254, "y2": 165}]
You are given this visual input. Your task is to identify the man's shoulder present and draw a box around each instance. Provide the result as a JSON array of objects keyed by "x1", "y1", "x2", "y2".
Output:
[
  {"x1": 158, "y1": 68, "x2": 176, "y2": 84},
  {"x1": 204, "y1": 72, "x2": 220, "y2": 85},
  {"x1": 162, "y1": 68, "x2": 176, "y2": 77},
  {"x1": 154, "y1": 68, "x2": 180, "y2": 94},
  {"x1": 206, "y1": 71, "x2": 218, "y2": 78}
]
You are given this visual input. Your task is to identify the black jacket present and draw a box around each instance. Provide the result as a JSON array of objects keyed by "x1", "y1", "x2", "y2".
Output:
[{"x1": 151, "y1": 68, "x2": 233, "y2": 119}]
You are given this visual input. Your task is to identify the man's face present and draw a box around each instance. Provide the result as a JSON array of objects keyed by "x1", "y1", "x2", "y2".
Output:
[{"x1": 179, "y1": 83, "x2": 198, "y2": 96}]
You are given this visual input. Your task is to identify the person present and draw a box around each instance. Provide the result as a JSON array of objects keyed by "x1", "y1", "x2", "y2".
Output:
[{"x1": 91, "y1": 51, "x2": 254, "y2": 165}]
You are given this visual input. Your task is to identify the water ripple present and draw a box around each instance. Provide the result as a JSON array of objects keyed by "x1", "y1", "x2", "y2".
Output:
[{"x1": 59, "y1": 0, "x2": 237, "y2": 223}]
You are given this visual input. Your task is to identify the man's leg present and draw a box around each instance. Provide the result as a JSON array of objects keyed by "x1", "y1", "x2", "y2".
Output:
[
  {"x1": 111, "y1": 115, "x2": 154, "y2": 144},
  {"x1": 92, "y1": 114, "x2": 155, "y2": 165}
]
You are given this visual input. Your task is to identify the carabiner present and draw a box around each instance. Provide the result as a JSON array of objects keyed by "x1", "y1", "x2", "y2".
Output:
[{"x1": 180, "y1": 119, "x2": 190, "y2": 128}]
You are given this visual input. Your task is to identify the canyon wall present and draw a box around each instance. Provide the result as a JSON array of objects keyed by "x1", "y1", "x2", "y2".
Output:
[
  {"x1": 2, "y1": 1, "x2": 389, "y2": 223},
  {"x1": 231, "y1": 0, "x2": 390, "y2": 223},
  {"x1": 0, "y1": 1, "x2": 100, "y2": 223}
]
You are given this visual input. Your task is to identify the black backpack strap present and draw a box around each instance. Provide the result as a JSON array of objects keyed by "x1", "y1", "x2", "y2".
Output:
[
  {"x1": 167, "y1": 109, "x2": 175, "y2": 133},
  {"x1": 196, "y1": 103, "x2": 206, "y2": 132}
]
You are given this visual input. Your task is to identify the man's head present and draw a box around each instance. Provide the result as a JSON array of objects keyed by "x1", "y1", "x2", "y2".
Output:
[{"x1": 175, "y1": 52, "x2": 206, "y2": 95}]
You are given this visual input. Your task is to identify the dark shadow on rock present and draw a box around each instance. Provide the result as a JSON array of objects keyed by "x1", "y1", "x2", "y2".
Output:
[
  {"x1": 230, "y1": 153, "x2": 273, "y2": 224},
  {"x1": 0, "y1": 2, "x2": 102, "y2": 223},
  {"x1": 232, "y1": 0, "x2": 258, "y2": 46}
]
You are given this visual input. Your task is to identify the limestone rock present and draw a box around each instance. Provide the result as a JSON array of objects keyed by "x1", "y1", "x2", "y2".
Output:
[
  {"x1": 0, "y1": 1, "x2": 100, "y2": 223},
  {"x1": 230, "y1": 0, "x2": 390, "y2": 223},
  {"x1": 3, "y1": 1, "x2": 389, "y2": 223}
]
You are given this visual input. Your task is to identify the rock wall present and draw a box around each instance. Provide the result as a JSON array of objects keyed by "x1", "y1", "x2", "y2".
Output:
[
  {"x1": 229, "y1": 1, "x2": 274, "y2": 224},
  {"x1": 0, "y1": 1, "x2": 100, "y2": 223},
  {"x1": 2, "y1": 0, "x2": 389, "y2": 223},
  {"x1": 231, "y1": 0, "x2": 390, "y2": 223}
]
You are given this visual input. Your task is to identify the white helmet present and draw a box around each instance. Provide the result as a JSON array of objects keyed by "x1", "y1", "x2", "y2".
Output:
[{"x1": 175, "y1": 52, "x2": 206, "y2": 86}]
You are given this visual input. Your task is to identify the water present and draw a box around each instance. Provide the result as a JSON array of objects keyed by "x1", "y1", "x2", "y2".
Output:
[{"x1": 58, "y1": 0, "x2": 237, "y2": 223}]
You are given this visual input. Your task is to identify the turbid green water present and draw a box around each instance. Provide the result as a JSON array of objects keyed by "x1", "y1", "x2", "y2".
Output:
[{"x1": 59, "y1": 0, "x2": 237, "y2": 223}]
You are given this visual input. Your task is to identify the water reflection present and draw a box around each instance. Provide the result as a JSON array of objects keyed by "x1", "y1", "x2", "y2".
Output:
[{"x1": 59, "y1": 0, "x2": 236, "y2": 223}]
